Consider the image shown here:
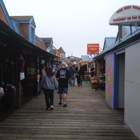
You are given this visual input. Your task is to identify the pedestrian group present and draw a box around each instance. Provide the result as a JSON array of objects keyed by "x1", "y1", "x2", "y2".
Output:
[{"x1": 40, "y1": 62, "x2": 85, "y2": 110}]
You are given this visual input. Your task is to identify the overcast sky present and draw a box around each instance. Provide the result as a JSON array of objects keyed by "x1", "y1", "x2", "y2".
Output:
[{"x1": 3, "y1": 0, "x2": 140, "y2": 57}]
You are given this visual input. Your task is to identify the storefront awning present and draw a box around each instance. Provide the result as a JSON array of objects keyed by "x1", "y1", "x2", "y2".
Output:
[
  {"x1": 53, "y1": 59, "x2": 62, "y2": 63},
  {"x1": 0, "y1": 19, "x2": 57, "y2": 58}
]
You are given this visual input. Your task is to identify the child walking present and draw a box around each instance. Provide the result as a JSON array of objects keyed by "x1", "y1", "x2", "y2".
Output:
[{"x1": 40, "y1": 67, "x2": 58, "y2": 110}]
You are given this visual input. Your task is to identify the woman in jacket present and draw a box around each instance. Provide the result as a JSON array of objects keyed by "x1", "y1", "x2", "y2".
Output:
[{"x1": 40, "y1": 67, "x2": 58, "y2": 110}]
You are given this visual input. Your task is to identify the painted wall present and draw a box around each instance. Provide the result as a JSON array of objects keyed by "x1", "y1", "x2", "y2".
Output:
[
  {"x1": 105, "y1": 53, "x2": 115, "y2": 108},
  {"x1": 36, "y1": 37, "x2": 46, "y2": 51},
  {"x1": 0, "y1": 5, "x2": 8, "y2": 25},
  {"x1": 19, "y1": 24, "x2": 28, "y2": 40},
  {"x1": 31, "y1": 26, "x2": 35, "y2": 44},
  {"x1": 60, "y1": 53, "x2": 65, "y2": 59},
  {"x1": 125, "y1": 42, "x2": 140, "y2": 139}
]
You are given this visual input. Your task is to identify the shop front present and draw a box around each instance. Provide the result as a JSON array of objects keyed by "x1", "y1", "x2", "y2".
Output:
[
  {"x1": 0, "y1": 43, "x2": 18, "y2": 110},
  {"x1": 93, "y1": 4, "x2": 140, "y2": 139},
  {"x1": 95, "y1": 57, "x2": 105, "y2": 93},
  {"x1": 0, "y1": 19, "x2": 56, "y2": 111},
  {"x1": 78, "y1": 61, "x2": 92, "y2": 72}
]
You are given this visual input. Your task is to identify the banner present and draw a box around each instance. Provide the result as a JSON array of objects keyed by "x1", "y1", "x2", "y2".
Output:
[{"x1": 87, "y1": 44, "x2": 99, "y2": 54}]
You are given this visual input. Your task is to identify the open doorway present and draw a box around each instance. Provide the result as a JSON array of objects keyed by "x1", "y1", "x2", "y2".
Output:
[{"x1": 118, "y1": 52, "x2": 125, "y2": 109}]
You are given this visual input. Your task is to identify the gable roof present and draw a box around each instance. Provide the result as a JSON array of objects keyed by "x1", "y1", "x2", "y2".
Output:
[
  {"x1": 94, "y1": 28, "x2": 140, "y2": 60},
  {"x1": 58, "y1": 47, "x2": 65, "y2": 53},
  {"x1": 10, "y1": 16, "x2": 36, "y2": 27},
  {"x1": 10, "y1": 19, "x2": 21, "y2": 35},
  {"x1": 40, "y1": 37, "x2": 53, "y2": 44},
  {"x1": 103, "y1": 37, "x2": 116, "y2": 50},
  {"x1": 10, "y1": 16, "x2": 33, "y2": 22}
]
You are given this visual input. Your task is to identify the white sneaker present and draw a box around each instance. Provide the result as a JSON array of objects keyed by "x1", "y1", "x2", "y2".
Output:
[{"x1": 50, "y1": 105, "x2": 54, "y2": 110}]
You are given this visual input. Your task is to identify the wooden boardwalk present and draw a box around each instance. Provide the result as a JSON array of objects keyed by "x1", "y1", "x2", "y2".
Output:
[{"x1": 0, "y1": 83, "x2": 138, "y2": 140}]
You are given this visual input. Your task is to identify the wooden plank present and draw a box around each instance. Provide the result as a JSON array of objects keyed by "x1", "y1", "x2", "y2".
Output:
[{"x1": 0, "y1": 83, "x2": 138, "y2": 140}]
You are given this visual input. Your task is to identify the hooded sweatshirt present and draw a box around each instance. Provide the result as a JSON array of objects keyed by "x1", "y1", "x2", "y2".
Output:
[{"x1": 40, "y1": 75, "x2": 58, "y2": 90}]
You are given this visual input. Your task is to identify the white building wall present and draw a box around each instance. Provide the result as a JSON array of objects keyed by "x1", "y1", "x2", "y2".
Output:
[
  {"x1": 60, "y1": 53, "x2": 65, "y2": 59},
  {"x1": 125, "y1": 42, "x2": 140, "y2": 139}
]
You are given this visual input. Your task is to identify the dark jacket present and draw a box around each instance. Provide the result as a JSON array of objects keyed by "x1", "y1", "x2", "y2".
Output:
[
  {"x1": 79, "y1": 69, "x2": 85, "y2": 76},
  {"x1": 69, "y1": 67, "x2": 76, "y2": 75}
]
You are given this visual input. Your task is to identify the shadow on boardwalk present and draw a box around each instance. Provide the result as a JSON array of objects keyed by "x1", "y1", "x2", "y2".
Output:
[{"x1": 0, "y1": 83, "x2": 138, "y2": 140}]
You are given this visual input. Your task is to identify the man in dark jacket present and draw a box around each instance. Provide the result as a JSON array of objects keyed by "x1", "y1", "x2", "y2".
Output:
[
  {"x1": 79, "y1": 66, "x2": 85, "y2": 85},
  {"x1": 56, "y1": 62, "x2": 71, "y2": 107},
  {"x1": 69, "y1": 65, "x2": 76, "y2": 86},
  {"x1": 75, "y1": 65, "x2": 78, "y2": 73}
]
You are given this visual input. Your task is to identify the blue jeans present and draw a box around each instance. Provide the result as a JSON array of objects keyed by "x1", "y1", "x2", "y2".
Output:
[
  {"x1": 43, "y1": 88, "x2": 54, "y2": 109},
  {"x1": 70, "y1": 75, "x2": 75, "y2": 86},
  {"x1": 57, "y1": 87, "x2": 68, "y2": 94}
]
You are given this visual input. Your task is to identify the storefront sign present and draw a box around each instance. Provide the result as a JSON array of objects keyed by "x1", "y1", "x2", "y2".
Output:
[
  {"x1": 87, "y1": 44, "x2": 99, "y2": 54},
  {"x1": 109, "y1": 5, "x2": 140, "y2": 25}
]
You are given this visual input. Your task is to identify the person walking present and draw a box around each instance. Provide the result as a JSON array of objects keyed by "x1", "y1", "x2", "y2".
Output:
[
  {"x1": 76, "y1": 70, "x2": 81, "y2": 86},
  {"x1": 75, "y1": 65, "x2": 78, "y2": 73},
  {"x1": 41, "y1": 64, "x2": 46, "y2": 76},
  {"x1": 79, "y1": 66, "x2": 85, "y2": 86},
  {"x1": 56, "y1": 62, "x2": 71, "y2": 107},
  {"x1": 90, "y1": 65, "x2": 95, "y2": 77},
  {"x1": 69, "y1": 65, "x2": 76, "y2": 86},
  {"x1": 40, "y1": 67, "x2": 58, "y2": 110}
]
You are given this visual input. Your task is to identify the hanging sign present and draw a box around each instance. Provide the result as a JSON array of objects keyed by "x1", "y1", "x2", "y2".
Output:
[
  {"x1": 109, "y1": 5, "x2": 140, "y2": 25},
  {"x1": 87, "y1": 44, "x2": 99, "y2": 54}
]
